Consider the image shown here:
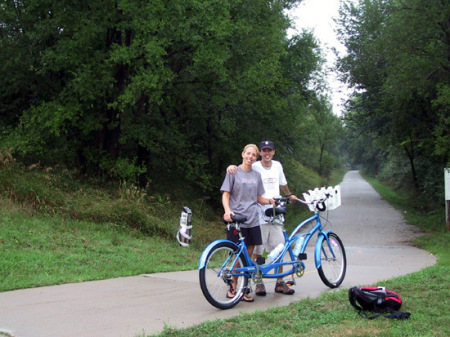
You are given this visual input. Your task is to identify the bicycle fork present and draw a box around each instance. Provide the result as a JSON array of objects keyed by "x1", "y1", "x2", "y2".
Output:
[{"x1": 314, "y1": 231, "x2": 336, "y2": 269}]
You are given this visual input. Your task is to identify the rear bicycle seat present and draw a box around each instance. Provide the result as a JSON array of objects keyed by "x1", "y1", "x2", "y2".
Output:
[
  {"x1": 264, "y1": 207, "x2": 287, "y2": 217},
  {"x1": 223, "y1": 214, "x2": 247, "y2": 225}
]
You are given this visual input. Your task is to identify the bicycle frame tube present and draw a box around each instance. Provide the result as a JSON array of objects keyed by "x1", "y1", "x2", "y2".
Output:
[
  {"x1": 287, "y1": 213, "x2": 334, "y2": 270},
  {"x1": 198, "y1": 213, "x2": 334, "y2": 279},
  {"x1": 256, "y1": 260, "x2": 299, "y2": 278},
  {"x1": 287, "y1": 213, "x2": 321, "y2": 248},
  {"x1": 241, "y1": 213, "x2": 325, "y2": 278}
]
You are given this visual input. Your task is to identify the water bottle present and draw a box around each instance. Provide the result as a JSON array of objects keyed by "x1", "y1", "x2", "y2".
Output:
[
  {"x1": 268, "y1": 243, "x2": 284, "y2": 261},
  {"x1": 292, "y1": 236, "x2": 304, "y2": 258}
]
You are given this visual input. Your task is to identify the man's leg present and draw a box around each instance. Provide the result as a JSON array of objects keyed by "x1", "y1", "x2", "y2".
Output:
[
  {"x1": 253, "y1": 223, "x2": 270, "y2": 296},
  {"x1": 269, "y1": 225, "x2": 295, "y2": 295}
]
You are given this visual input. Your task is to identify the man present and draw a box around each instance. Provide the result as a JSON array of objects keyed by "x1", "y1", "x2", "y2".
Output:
[{"x1": 227, "y1": 139, "x2": 297, "y2": 295}]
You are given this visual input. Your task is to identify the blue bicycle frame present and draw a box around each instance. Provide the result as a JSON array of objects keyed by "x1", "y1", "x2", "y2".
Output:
[{"x1": 199, "y1": 212, "x2": 334, "y2": 278}]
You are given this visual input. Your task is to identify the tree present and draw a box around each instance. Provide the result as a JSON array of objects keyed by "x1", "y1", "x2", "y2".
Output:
[
  {"x1": 337, "y1": 0, "x2": 450, "y2": 199},
  {"x1": 3, "y1": 0, "x2": 332, "y2": 195}
]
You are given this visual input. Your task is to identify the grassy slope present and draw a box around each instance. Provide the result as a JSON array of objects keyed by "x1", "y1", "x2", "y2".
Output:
[{"x1": 0, "y1": 163, "x2": 213, "y2": 291}]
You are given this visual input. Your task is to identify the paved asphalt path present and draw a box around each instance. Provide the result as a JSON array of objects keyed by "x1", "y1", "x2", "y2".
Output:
[{"x1": 0, "y1": 171, "x2": 436, "y2": 337}]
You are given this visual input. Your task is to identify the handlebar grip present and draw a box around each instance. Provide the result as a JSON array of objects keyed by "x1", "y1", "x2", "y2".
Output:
[{"x1": 316, "y1": 202, "x2": 326, "y2": 212}]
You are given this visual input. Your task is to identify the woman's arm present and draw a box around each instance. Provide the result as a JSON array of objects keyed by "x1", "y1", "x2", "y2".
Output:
[
  {"x1": 258, "y1": 195, "x2": 274, "y2": 206},
  {"x1": 222, "y1": 191, "x2": 234, "y2": 222}
]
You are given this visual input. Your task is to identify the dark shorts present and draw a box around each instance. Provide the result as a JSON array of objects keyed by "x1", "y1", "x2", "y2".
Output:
[{"x1": 227, "y1": 226, "x2": 262, "y2": 246}]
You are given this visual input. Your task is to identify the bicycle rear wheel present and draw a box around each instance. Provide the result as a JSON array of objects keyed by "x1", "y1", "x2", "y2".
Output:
[
  {"x1": 317, "y1": 232, "x2": 346, "y2": 288},
  {"x1": 199, "y1": 241, "x2": 248, "y2": 309}
]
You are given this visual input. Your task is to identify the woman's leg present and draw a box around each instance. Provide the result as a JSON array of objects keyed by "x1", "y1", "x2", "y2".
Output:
[{"x1": 247, "y1": 245, "x2": 255, "y2": 260}]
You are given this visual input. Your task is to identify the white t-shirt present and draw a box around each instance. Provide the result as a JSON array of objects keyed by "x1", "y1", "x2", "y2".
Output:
[
  {"x1": 252, "y1": 160, "x2": 288, "y2": 199},
  {"x1": 252, "y1": 160, "x2": 288, "y2": 224}
]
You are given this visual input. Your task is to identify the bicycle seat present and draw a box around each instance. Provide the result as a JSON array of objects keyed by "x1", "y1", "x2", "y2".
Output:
[
  {"x1": 264, "y1": 207, "x2": 286, "y2": 217},
  {"x1": 223, "y1": 214, "x2": 247, "y2": 224}
]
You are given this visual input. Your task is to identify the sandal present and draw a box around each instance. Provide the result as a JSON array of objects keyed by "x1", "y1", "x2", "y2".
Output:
[
  {"x1": 226, "y1": 286, "x2": 236, "y2": 298},
  {"x1": 242, "y1": 294, "x2": 254, "y2": 302}
]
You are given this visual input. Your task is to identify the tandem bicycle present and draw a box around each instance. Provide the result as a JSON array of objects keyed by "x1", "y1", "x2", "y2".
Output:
[{"x1": 198, "y1": 186, "x2": 347, "y2": 309}]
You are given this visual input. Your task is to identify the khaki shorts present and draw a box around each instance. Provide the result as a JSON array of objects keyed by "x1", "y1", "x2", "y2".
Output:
[{"x1": 253, "y1": 222, "x2": 285, "y2": 256}]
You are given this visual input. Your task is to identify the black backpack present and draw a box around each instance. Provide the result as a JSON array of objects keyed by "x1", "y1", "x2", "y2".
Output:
[{"x1": 348, "y1": 286, "x2": 411, "y2": 319}]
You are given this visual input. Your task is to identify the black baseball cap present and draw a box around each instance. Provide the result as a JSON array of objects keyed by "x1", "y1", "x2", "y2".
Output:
[{"x1": 259, "y1": 140, "x2": 275, "y2": 150}]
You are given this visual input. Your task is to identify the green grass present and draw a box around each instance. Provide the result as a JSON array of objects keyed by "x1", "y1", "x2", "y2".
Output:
[
  {"x1": 149, "y1": 266, "x2": 448, "y2": 336},
  {"x1": 0, "y1": 199, "x2": 203, "y2": 291},
  {"x1": 0, "y1": 162, "x2": 217, "y2": 292}
]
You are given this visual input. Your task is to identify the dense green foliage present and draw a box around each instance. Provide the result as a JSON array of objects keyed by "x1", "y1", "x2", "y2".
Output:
[
  {"x1": 0, "y1": 0, "x2": 344, "y2": 198},
  {"x1": 336, "y1": 0, "x2": 450, "y2": 205}
]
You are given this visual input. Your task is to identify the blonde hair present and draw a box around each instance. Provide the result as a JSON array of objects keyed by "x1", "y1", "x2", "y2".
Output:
[{"x1": 242, "y1": 144, "x2": 259, "y2": 156}]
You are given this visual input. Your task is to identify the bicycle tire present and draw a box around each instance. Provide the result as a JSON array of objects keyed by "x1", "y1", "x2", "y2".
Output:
[
  {"x1": 199, "y1": 241, "x2": 248, "y2": 309},
  {"x1": 317, "y1": 232, "x2": 347, "y2": 288}
]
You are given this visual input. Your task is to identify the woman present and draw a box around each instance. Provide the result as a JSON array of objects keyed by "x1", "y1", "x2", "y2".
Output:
[{"x1": 220, "y1": 144, "x2": 275, "y2": 302}]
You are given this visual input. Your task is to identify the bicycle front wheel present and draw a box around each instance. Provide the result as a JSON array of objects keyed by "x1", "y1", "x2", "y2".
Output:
[
  {"x1": 317, "y1": 232, "x2": 346, "y2": 288},
  {"x1": 199, "y1": 241, "x2": 248, "y2": 309}
]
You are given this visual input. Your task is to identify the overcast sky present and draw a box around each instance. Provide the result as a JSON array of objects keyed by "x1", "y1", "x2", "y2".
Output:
[{"x1": 287, "y1": 0, "x2": 350, "y2": 116}]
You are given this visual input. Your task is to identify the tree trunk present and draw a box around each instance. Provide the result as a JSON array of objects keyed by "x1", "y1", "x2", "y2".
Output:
[{"x1": 402, "y1": 142, "x2": 419, "y2": 189}]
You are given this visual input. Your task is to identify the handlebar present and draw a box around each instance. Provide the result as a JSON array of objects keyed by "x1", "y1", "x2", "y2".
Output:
[
  {"x1": 272, "y1": 193, "x2": 331, "y2": 212},
  {"x1": 272, "y1": 196, "x2": 291, "y2": 206},
  {"x1": 294, "y1": 193, "x2": 330, "y2": 212},
  {"x1": 226, "y1": 192, "x2": 333, "y2": 228}
]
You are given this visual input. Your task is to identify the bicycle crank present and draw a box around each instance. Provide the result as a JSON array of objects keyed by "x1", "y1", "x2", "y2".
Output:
[{"x1": 295, "y1": 261, "x2": 305, "y2": 277}]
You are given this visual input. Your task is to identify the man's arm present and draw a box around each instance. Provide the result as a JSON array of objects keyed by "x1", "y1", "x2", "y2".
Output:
[
  {"x1": 226, "y1": 165, "x2": 238, "y2": 174},
  {"x1": 281, "y1": 184, "x2": 298, "y2": 200}
]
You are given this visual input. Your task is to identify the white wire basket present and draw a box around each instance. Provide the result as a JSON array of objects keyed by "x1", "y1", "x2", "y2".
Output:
[{"x1": 302, "y1": 185, "x2": 341, "y2": 212}]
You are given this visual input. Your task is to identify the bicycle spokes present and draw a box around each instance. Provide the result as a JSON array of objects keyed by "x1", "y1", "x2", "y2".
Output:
[{"x1": 199, "y1": 242, "x2": 249, "y2": 310}]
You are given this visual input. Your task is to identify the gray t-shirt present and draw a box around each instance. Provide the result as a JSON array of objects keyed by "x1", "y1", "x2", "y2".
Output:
[{"x1": 220, "y1": 166, "x2": 265, "y2": 228}]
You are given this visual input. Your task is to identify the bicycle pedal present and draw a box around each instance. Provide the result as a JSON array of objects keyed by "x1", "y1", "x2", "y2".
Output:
[
  {"x1": 297, "y1": 253, "x2": 307, "y2": 260},
  {"x1": 256, "y1": 257, "x2": 266, "y2": 265},
  {"x1": 285, "y1": 280, "x2": 295, "y2": 286}
]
